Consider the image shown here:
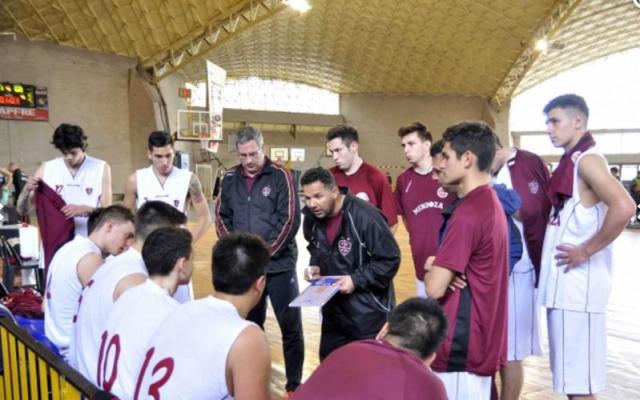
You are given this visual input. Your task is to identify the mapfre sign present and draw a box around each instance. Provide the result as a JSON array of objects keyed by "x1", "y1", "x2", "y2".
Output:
[{"x1": 0, "y1": 83, "x2": 49, "y2": 122}]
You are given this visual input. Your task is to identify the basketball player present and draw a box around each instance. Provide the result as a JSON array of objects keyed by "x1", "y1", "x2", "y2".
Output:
[
  {"x1": 326, "y1": 124, "x2": 398, "y2": 231},
  {"x1": 538, "y1": 94, "x2": 635, "y2": 399},
  {"x1": 491, "y1": 134, "x2": 551, "y2": 400},
  {"x1": 215, "y1": 126, "x2": 303, "y2": 395},
  {"x1": 133, "y1": 233, "x2": 271, "y2": 400},
  {"x1": 294, "y1": 298, "x2": 448, "y2": 400},
  {"x1": 97, "y1": 228, "x2": 193, "y2": 398},
  {"x1": 395, "y1": 122, "x2": 454, "y2": 297},
  {"x1": 44, "y1": 205, "x2": 134, "y2": 360},
  {"x1": 18, "y1": 123, "x2": 112, "y2": 236},
  {"x1": 424, "y1": 122, "x2": 508, "y2": 400},
  {"x1": 123, "y1": 130, "x2": 210, "y2": 303},
  {"x1": 70, "y1": 201, "x2": 187, "y2": 382}
]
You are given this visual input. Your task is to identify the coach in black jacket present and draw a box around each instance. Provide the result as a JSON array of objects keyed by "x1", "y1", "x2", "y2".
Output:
[
  {"x1": 301, "y1": 167, "x2": 401, "y2": 360},
  {"x1": 215, "y1": 126, "x2": 303, "y2": 394}
]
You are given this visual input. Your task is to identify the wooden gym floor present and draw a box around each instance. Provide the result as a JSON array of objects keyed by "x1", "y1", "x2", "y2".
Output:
[{"x1": 191, "y1": 219, "x2": 640, "y2": 399}]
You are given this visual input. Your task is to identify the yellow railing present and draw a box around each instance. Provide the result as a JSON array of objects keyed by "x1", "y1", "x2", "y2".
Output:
[{"x1": 0, "y1": 316, "x2": 100, "y2": 399}]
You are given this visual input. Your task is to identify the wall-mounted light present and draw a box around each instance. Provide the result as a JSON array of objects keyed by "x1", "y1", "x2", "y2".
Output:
[{"x1": 534, "y1": 38, "x2": 549, "y2": 53}]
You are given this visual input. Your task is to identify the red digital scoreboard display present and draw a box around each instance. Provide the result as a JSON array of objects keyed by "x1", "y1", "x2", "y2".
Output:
[{"x1": 0, "y1": 82, "x2": 49, "y2": 121}]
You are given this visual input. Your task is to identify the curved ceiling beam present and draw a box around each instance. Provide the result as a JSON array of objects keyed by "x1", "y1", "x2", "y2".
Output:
[
  {"x1": 490, "y1": 0, "x2": 582, "y2": 109},
  {"x1": 145, "y1": 0, "x2": 287, "y2": 82}
]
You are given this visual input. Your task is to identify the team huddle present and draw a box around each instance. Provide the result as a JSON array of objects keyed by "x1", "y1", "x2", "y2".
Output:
[{"x1": 16, "y1": 93, "x2": 635, "y2": 400}]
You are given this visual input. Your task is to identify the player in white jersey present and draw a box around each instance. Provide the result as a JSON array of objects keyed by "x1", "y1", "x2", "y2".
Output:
[
  {"x1": 44, "y1": 205, "x2": 134, "y2": 359},
  {"x1": 538, "y1": 95, "x2": 635, "y2": 399},
  {"x1": 98, "y1": 228, "x2": 193, "y2": 398},
  {"x1": 70, "y1": 201, "x2": 187, "y2": 382},
  {"x1": 123, "y1": 131, "x2": 210, "y2": 303},
  {"x1": 134, "y1": 233, "x2": 271, "y2": 400},
  {"x1": 18, "y1": 123, "x2": 112, "y2": 236}
]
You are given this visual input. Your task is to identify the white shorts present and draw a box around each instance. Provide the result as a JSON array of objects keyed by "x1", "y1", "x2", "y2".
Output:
[
  {"x1": 507, "y1": 267, "x2": 542, "y2": 361},
  {"x1": 415, "y1": 278, "x2": 427, "y2": 298},
  {"x1": 547, "y1": 308, "x2": 606, "y2": 395},
  {"x1": 434, "y1": 371, "x2": 492, "y2": 400}
]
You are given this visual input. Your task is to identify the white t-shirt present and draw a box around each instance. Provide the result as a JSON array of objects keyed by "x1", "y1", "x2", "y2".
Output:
[
  {"x1": 70, "y1": 248, "x2": 146, "y2": 381},
  {"x1": 538, "y1": 148, "x2": 612, "y2": 313},
  {"x1": 99, "y1": 280, "x2": 178, "y2": 398},
  {"x1": 43, "y1": 155, "x2": 105, "y2": 236},
  {"x1": 134, "y1": 297, "x2": 253, "y2": 400},
  {"x1": 135, "y1": 166, "x2": 191, "y2": 213},
  {"x1": 44, "y1": 235, "x2": 101, "y2": 358}
]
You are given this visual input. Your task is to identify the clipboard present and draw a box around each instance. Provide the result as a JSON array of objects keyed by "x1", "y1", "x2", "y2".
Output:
[{"x1": 289, "y1": 276, "x2": 342, "y2": 307}]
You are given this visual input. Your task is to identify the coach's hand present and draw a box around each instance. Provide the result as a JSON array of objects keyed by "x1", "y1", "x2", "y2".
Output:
[
  {"x1": 335, "y1": 276, "x2": 355, "y2": 294},
  {"x1": 304, "y1": 266, "x2": 321, "y2": 281},
  {"x1": 555, "y1": 243, "x2": 589, "y2": 272},
  {"x1": 448, "y1": 274, "x2": 467, "y2": 291}
]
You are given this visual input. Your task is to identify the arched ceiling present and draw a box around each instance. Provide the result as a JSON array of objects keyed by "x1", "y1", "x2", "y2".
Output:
[{"x1": 1, "y1": 0, "x2": 639, "y2": 107}]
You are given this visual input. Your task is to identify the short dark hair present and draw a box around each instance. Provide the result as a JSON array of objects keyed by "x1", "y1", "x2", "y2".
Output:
[
  {"x1": 142, "y1": 227, "x2": 192, "y2": 277},
  {"x1": 387, "y1": 297, "x2": 448, "y2": 359},
  {"x1": 51, "y1": 123, "x2": 88, "y2": 151},
  {"x1": 543, "y1": 94, "x2": 589, "y2": 121},
  {"x1": 148, "y1": 131, "x2": 174, "y2": 150},
  {"x1": 442, "y1": 122, "x2": 496, "y2": 173},
  {"x1": 430, "y1": 139, "x2": 445, "y2": 158},
  {"x1": 300, "y1": 167, "x2": 336, "y2": 190},
  {"x1": 135, "y1": 201, "x2": 187, "y2": 241},
  {"x1": 212, "y1": 233, "x2": 270, "y2": 295},
  {"x1": 326, "y1": 125, "x2": 359, "y2": 146},
  {"x1": 87, "y1": 205, "x2": 134, "y2": 235},
  {"x1": 235, "y1": 126, "x2": 264, "y2": 148},
  {"x1": 398, "y1": 122, "x2": 432, "y2": 142}
]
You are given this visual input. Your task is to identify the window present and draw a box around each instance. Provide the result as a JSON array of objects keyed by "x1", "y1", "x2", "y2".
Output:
[{"x1": 186, "y1": 78, "x2": 340, "y2": 115}]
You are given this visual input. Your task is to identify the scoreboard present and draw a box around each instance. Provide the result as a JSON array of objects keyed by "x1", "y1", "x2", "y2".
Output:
[{"x1": 0, "y1": 82, "x2": 49, "y2": 121}]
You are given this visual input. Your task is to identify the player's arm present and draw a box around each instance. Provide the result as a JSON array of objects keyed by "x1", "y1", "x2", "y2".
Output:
[
  {"x1": 188, "y1": 173, "x2": 212, "y2": 243},
  {"x1": 0, "y1": 167, "x2": 13, "y2": 187},
  {"x1": 17, "y1": 163, "x2": 44, "y2": 215},
  {"x1": 556, "y1": 155, "x2": 636, "y2": 269},
  {"x1": 113, "y1": 273, "x2": 146, "y2": 301},
  {"x1": 77, "y1": 253, "x2": 105, "y2": 287},
  {"x1": 100, "y1": 163, "x2": 113, "y2": 207},
  {"x1": 424, "y1": 264, "x2": 456, "y2": 300},
  {"x1": 376, "y1": 172, "x2": 399, "y2": 232},
  {"x1": 122, "y1": 173, "x2": 137, "y2": 211},
  {"x1": 226, "y1": 325, "x2": 271, "y2": 400}
]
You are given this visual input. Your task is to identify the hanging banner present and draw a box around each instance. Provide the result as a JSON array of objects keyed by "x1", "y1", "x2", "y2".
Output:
[
  {"x1": 206, "y1": 61, "x2": 226, "y2": 141},
  {"x1": 0, "y1": 83, "x2": 49, "y2": 122}
]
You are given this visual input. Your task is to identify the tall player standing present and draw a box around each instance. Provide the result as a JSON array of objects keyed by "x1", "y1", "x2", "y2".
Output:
[
  {"x1": 123, "y1": 131, "x2": 211, "y2": 302},
  {"x1": 395, "y1": 122, "x2": 454, "y2": 297},
  {"x1": 18, "y1": 123, "x2": 112, "y2": 236}
]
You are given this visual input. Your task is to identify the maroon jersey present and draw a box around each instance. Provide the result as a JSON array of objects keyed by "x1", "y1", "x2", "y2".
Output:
[
  {"x1": 395, "y1": 168, "x2": 454, "y2": 280},
  {"x1": 432, "y1": 185, "x2": 508, "y2": 376},
  {"x1": 506, "y1": 149, "x2": 551, "y2": 281},
  {"x1": 330, "y1": 162, "x2": 398, "y2": 226},
  {"x1": 294, "y1": 339, "x2": 447, "y2": 400}
]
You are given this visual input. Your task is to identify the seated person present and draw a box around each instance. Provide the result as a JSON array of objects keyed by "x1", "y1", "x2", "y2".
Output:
[{"x1": 294, "y1": 297, "x2": 448, "y2": 400}]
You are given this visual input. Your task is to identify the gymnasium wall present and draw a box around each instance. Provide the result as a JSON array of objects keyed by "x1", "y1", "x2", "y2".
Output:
[{"x1": 0, "y1": 36, "x2": 157, "y2": 193}]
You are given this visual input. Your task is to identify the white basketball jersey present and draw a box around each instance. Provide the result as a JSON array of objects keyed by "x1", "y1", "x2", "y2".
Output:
[
  {"x1": 44, "y1": 235, "x2": 101, "y2": 358},
  {"x1": 135, "y1": 166, "x2": 191, "y2": 213},
  {"x1": 494, "y1": 156, "x2": 533, "y2": 272},
  {"x1": 100, "y1": 280, "x2": 178, "y2": 398},
  {"x1": 135, "y1": 297, "x2": 253, "y2": 400},
  {"x1": 71, "y1": 248, "x2": 146, "y2": 381},
  {"x1": 538, "y1": 148, "x2": 612, "y2": 313},
  {"x1": 43, "y1": 155, "x2": 105, "y2": 236}
]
